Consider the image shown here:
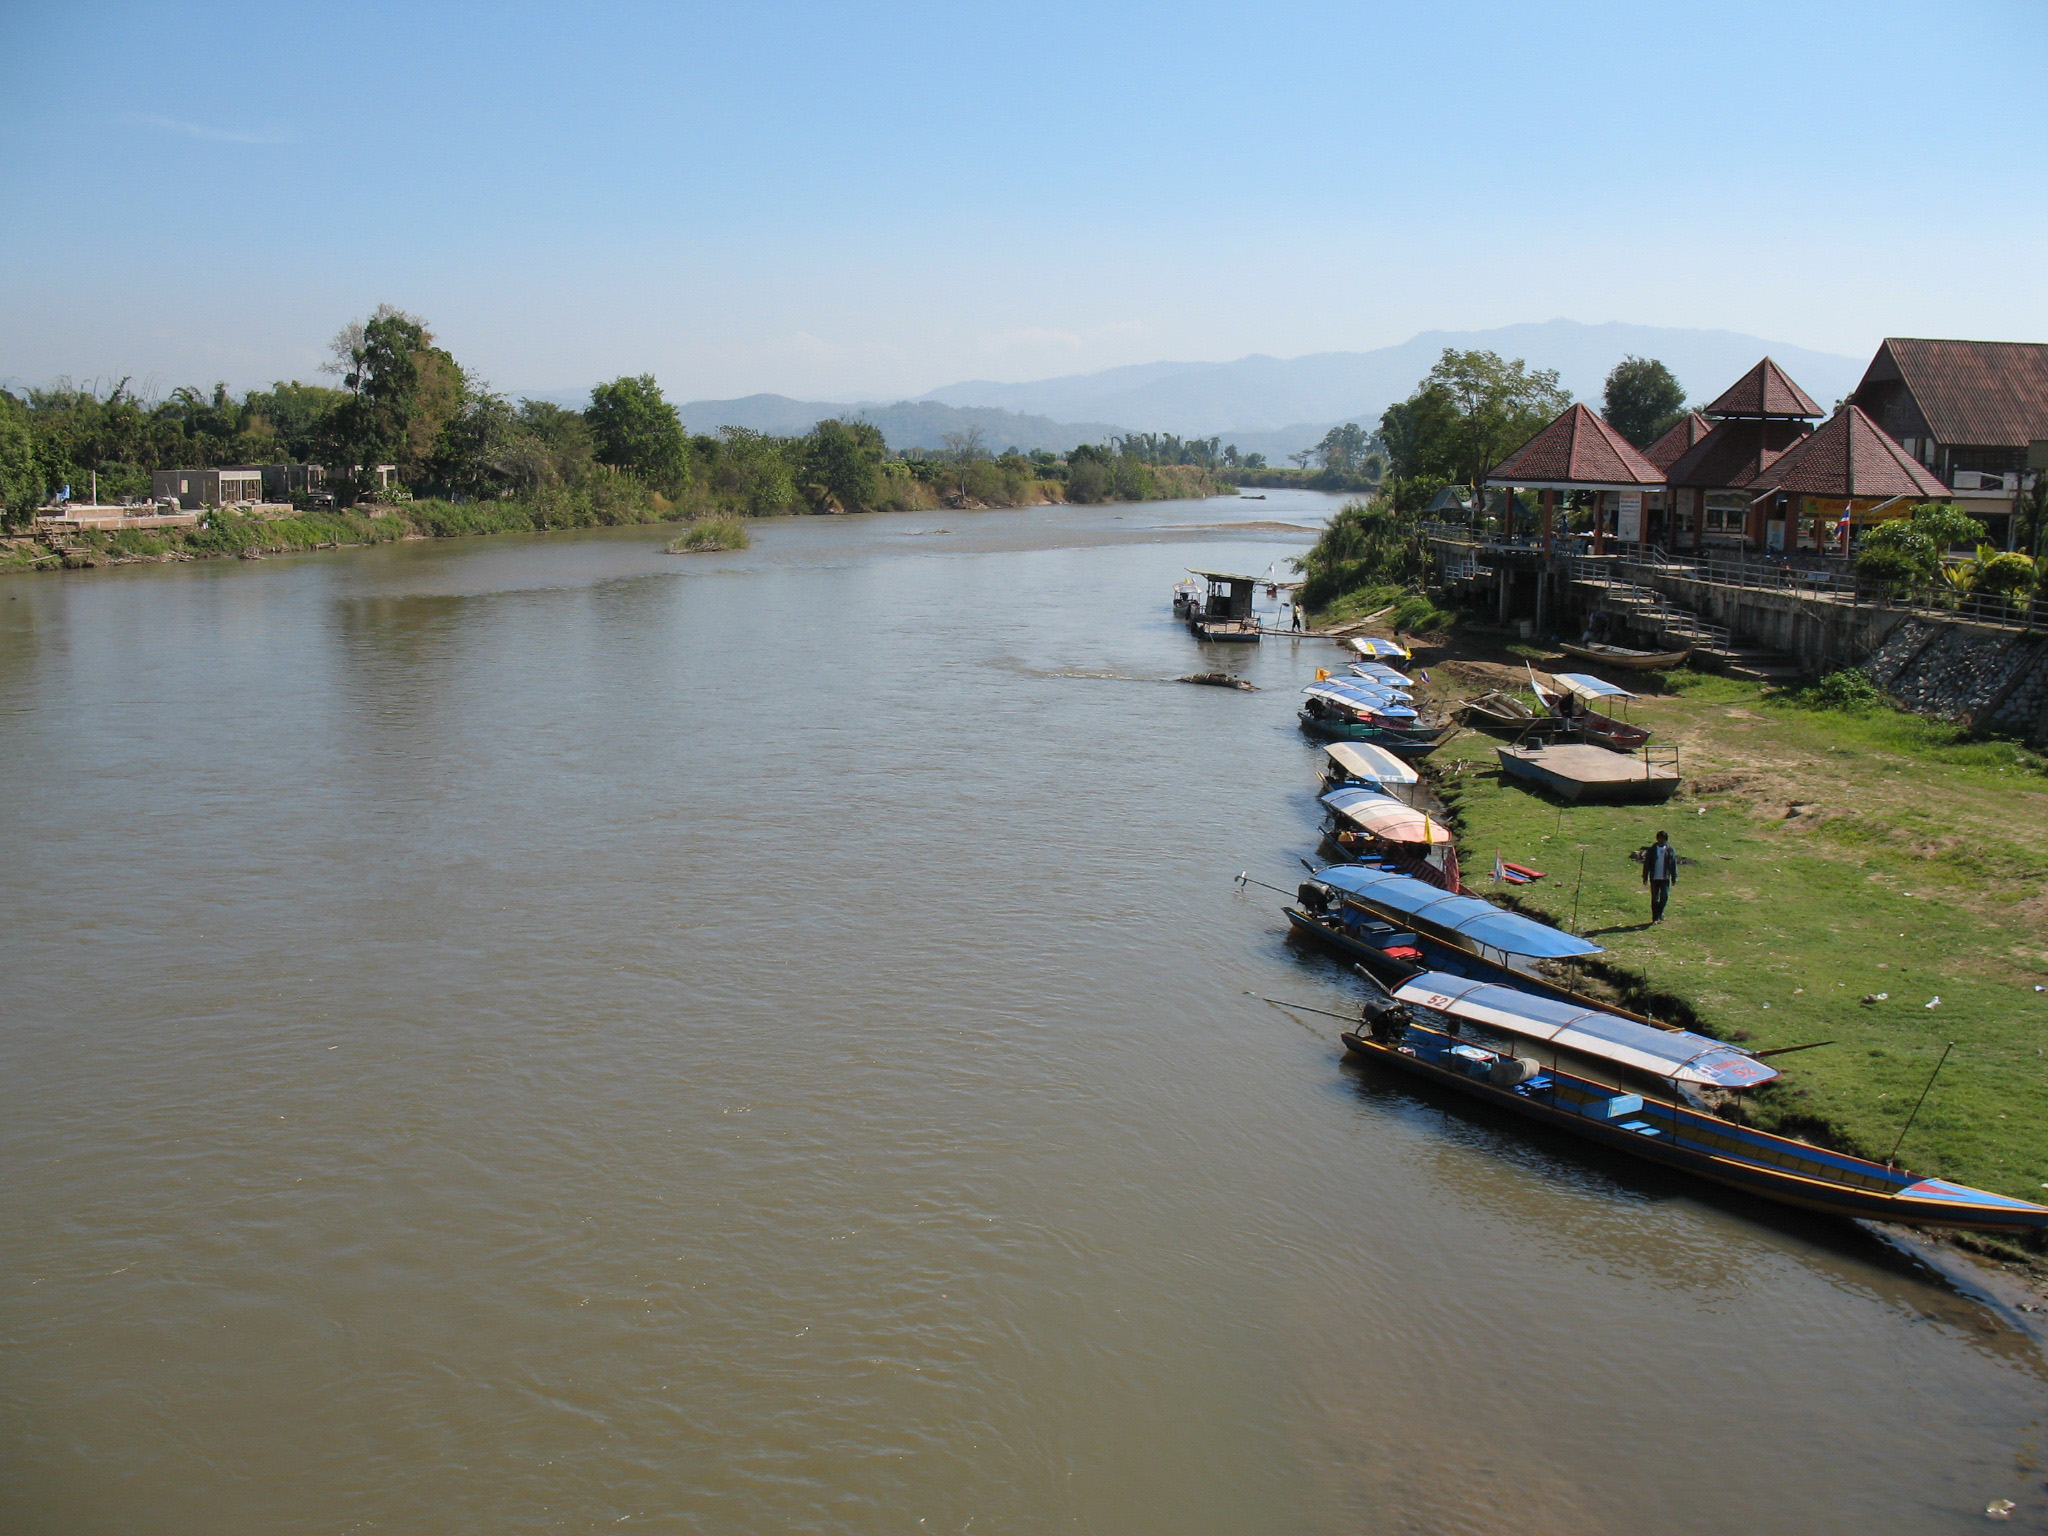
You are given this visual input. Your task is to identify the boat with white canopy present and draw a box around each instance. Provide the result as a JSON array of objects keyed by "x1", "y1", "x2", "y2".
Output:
[
  {"x1": 1320, "y1": 741, "x2": 1420, "y2": 792},
  {"x1": 1337, "y1": 973, "x2": 2048, "y2": 1232}
]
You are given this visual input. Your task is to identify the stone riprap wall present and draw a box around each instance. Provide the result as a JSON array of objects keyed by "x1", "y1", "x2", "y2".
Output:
[{"x1": 1866, "y1": 620, "x2": 2048, "y2": 736}]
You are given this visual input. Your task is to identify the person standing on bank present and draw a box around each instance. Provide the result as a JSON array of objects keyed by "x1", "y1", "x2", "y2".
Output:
[{"x1": 1642, "y1": 829, "x2": 1678, "y2": 922}]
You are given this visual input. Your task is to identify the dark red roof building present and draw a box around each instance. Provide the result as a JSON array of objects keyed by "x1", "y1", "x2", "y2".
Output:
[
  {"x1": 1752, "y1": 404, "x2": 1949, "y2": 501},
  {"x1": 1641, "y1": 411, "x2": 1713, "y2": 472},
  {"x1": 1849, "y1": 339, "x2": 2048, "y2": 541},
  {"x1": 1486, "y1": 404, "x2": 1663, "y2": 489},
  {"x1": 1702, "y1": 357, "x2": 1823, "y2": 420}
]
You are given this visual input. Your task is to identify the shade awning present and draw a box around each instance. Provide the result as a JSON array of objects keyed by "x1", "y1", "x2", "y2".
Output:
[
  {"x1": 1393, "y1": 971, "x2": 1778, "y2": 1089},
  {"x1": 1351, "y1": 663, "x2": 1416, "y2": 687},
  {"x1": 1348, "y1": 637, "x2": 1412, "y2": 660},
  {"x1": 1554, "y1": 673, "x2": 1636, "y2": 701},
  {"x1": 1321, "y1": 741, "x2": 1420, "y2": 785},
  {"x1": 1313, "y1": 865, "x2": 1603, "y2": 959},
  {"x1": 1322, "y1": 787, "x2": 1442, "y2": 843},
  {"x1": 1188, "y1": 569, "x2": 1259, "y2": 583}
]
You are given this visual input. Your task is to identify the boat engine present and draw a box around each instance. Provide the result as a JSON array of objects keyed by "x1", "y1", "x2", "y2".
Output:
[{"x1": 1360, "y1": 997, "x2": 1410, "y2": 1043}]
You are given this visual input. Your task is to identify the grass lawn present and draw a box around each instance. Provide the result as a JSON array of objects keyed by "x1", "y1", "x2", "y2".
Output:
[{"x1": 1428, "y1": 668, "x2": 2048, "y2": 1216}]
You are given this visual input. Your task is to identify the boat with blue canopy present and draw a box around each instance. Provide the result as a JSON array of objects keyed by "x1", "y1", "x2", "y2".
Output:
[
  {"x1": 1348, "y1": 637, "x2": 1411, "y2": 661},
  {"x1": 1349, "y1": 662, "x2": 1416, "y2": 688},
  {"x1": 1337, "y1": 973, "x2": 2048, "y2": 1232},
  {"x1": 1278, "y1": 862, "x2": 1632, "y2": 1011}
]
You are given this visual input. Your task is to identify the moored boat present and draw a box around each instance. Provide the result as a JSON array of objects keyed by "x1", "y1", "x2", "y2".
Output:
[
  {"x1": 1557, "y1": 640, "x2": 1691, "y2": 670},
  {"x1": 1320, "y1": 740, "x2": 1421, "y2": 793},
  {"x1": 1282, "y1": 864, "x2": 1616, "y2": 1012},
  {"x1": 1338, "y1": 975, "x2": 2048, "y2": 1233},
  {"x1": 1459, "y1": 689, "x2": 1563, "y2": 739},
  {"x1": 1531, "y1": 670, "x2": 1651, "y2": 752},
  {"x1": 1185, "y1": 569, "x2": 1262, "y2": 641},
  {"x1": 1347, "y1": 636, "x2": 1413, "y2": 662}
]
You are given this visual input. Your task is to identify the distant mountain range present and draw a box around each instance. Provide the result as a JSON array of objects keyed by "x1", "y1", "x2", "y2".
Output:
[
  {"x1": 668, "y1": 394, "x2": 1124, "y2": 455},
  {"x1": 533, "y1": 320, "x2": 1870, "y2": 461}
]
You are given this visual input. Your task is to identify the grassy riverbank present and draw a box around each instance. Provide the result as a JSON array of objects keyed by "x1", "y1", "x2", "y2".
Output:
[
  {"x1": 1428, "y1": 666, "x2": 2048, "y2": 1229},
  {"x1": 2, "y1": 467, "x2": 1229, "y2": 575}
]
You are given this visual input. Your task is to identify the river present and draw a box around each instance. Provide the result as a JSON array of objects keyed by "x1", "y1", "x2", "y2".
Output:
[{"x1": 2, "y1": 489, "x2": 2042, "y2": 1534}]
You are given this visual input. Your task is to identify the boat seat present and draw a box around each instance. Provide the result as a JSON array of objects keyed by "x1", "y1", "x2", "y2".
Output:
[{"x1": 1619, "y1": 1120, "x2": 1660, "y2": 1136}]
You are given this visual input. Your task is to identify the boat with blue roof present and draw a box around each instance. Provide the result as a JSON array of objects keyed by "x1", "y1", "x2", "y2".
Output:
[{"x1": 1338, "y1": 974, "x2": 2048, "y2": 1233}]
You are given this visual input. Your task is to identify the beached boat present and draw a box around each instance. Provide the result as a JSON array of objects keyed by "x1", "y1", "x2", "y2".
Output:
[
  {"x1": 1531, "y1": 671, "x2": 1650, "y2": 752},
  {"x1": 1459, "y1": 690, "x2": 1563, "y2": 739},
  {"x1": 1348, "y1": 662, "x2": 1417, "y2": 689},
  {"x1": 1557, "y1": 640, "x2": 1690, "y2": 670},
  {"x1": 1338, "y1": 976, "x2": 2048, "y2": 1233},
  {"x1": 1320, "y1": 741, "x2": 1420, "y2": 793},
  {"x1": 1496, "y1": 743, "x2": 1682, "y2": 804}
]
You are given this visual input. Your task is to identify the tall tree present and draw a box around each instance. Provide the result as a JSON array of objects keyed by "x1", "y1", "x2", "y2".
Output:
[
  {"x1": 1602, "y1": 355, "x2": 1687, "y2": 447},
  {"x1": 320, "y1": 305, "x2": 457, "y2": 499},
  {"x1": 1379, "y1": 351, "x2": 1573, "y2": 485},
  {"x1": 0, "y1": 390, "x2": 44, "y2": 522},
  {"x1": 1312, "y1": 422, "x2": 1377, "y2": 473},
  {"x1": 585, "y1": 374, "x2": 690, "y2": 490},
  {"x1": 799, "y1": 419, "x2": 886, "y2": 511}
]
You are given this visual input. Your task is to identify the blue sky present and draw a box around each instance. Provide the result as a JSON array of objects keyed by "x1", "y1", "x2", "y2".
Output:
[{"x1": 3, "y1": 0, "x2": 2044, "y2": 402}]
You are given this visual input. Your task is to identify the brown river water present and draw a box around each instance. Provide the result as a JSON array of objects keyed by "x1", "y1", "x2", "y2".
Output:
[{"x1": 3, "y1": 490, "x2": 2044, "y2": 1534}]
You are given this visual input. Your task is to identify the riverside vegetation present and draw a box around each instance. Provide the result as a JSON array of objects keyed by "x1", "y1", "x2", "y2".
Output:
[
  {"x1": 0, "y1": 304, "x2": 1229, "y2": 570},
  {"x1": 1430, "y1": 671, "x2": 2048, "y2": 1249}
]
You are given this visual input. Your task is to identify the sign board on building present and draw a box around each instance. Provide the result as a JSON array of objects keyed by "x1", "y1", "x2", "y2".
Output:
[{"x1": 1616, "y1": 493, "x2": 1641, "y2": 542}]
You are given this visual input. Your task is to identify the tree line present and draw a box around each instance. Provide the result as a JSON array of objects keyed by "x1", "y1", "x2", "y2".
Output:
[{"x1": 0, "y1": 306, "x2": 1224, "y2": 528}]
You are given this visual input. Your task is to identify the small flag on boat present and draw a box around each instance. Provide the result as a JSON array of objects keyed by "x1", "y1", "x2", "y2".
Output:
[
  {"x1": 1418, "y1": 669, "x2": 1430, "y2": 684},
  {"x1": 1315, "y1": 668, "x2": 1329, "y2": 681}
]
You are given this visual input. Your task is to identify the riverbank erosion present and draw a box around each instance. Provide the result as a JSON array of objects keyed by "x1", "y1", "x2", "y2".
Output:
[{"x1": 1408, "y1": 648, "x2": 2048, "y2": 1253}]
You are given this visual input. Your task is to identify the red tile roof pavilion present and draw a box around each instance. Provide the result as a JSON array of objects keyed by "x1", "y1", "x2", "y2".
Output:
[
  {"x1": 1485, "y1": 404, "x2": 1664, "y2": 489},
  {"x1": 1641, "y1": 411, "x2": 1713, "y2": 471},
  {"x1": 1746, "y1": 404, "x2": 1949, "y2": 500},
  {"x1": 1702, "y1": 357, "x2": 1822, "y2": 420}
]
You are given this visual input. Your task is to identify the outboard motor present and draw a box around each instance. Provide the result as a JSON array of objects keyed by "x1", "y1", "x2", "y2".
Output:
[{"x1": 1360, "y1": 997, "x2": 1411, "y2": 1043}]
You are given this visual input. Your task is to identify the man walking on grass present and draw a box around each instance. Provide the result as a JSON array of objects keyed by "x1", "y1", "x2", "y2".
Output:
[{"x1": 1642, "y1": 829, "x2": 1678, "y2": 922}]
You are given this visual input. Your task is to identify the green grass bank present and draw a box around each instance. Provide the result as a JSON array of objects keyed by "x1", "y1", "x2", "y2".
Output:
[{"x1": 1429, "y1": 671, "x2": 2048, "y2": 1228}]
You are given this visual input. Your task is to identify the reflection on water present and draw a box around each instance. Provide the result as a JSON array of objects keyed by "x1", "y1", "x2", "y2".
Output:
[{"x1": 1, "y1": 490, "x2": 2042, "y2": 1535}]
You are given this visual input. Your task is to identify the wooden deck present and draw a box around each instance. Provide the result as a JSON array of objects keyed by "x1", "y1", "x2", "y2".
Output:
[{"x1": 1495, "y1": 743, "x2": 1681, "y2": 803}]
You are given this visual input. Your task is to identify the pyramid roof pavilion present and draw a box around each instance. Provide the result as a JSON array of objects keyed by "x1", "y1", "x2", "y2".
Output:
[
  {"x1": 1664, "y1": 417, "x2": 1811, "y2": 490},
  {"x1": 1641, "y1": 412, "x2": 1714, "y2": 471},
  {"x1": 1485, "y1": 403, "x2": 1664, "y2": 489},
  {"x1": 1703, "y1": 358, "x2": 1822, "y2": 419},
  {"x1": 1741, "y1": 404, "x2": 1950, "y2": 499}
]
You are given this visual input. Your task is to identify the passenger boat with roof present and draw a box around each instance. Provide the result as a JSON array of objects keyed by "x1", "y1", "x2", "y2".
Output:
[
  {"x1": 1298, "y1": 680, "x2": 1448, "y2": 751},
  {"x1": 1337, "y1": 976, "x2": 2048, "y2": 1232},
  {"x1": 1319, "y1": 741, "x2": 1421, "y2": 796},
  {"x1": 1531, "y1": 670, "x2": 1651, "y2": 753},
  {"x1": 1280, "y1": 863, "x2": 1622, "y2": 1013},
  {"x1": 1183, "y1": 569, "x2": 1262, "y2": 641},
  {"x1": 1347, "y1": 636, "x2": 1412, "y2": 662}
]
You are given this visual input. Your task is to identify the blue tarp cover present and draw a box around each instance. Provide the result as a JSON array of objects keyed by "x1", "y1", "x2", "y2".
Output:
[{"x1": 1313, "y1": 864, "x2": 1603, "y2": 958}]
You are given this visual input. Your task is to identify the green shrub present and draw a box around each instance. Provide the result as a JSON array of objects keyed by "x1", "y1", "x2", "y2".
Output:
[
  {"x1": 668, "y1": 516, "x2": 750, "y2": 552},
  {"x1": 1797, "y1": 669, "x2": 1883, "y2": 711},
  {"x1": 1971, "y1": 551, "x2": 2037, "y2": 596}
]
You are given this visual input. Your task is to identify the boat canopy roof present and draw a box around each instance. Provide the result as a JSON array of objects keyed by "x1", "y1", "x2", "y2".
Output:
[
  {"x1": 1348, "y1": 637, "x2": 1411, "y2": 659},
  {"x1": 1555, "y1": 673, "x2": 1636, "y2": 701},
  {"x1": 1351, "y1": 663, "x2": 1416, "y2": 687},
  {"x1": 1309, "y1": 678, "x2": 1406, "y2": 703},
  {"x1": 1322, "y1": 742, "x2": 1420, "y2": 785},
  {"x1": 1322, "y1": 787, "x2": 1442, "y2": 843},
  {"x1": 1304, "y1": 684, "x2": 1416, "y2": 718},
  {"x1": 1188, "y1": 568, "x2": 1259, "y2": 584},
  {"x1": 1393, "y1": 971, "x2": 1778, "y2": 1089},
  {"x1": 1313, "y1": 865, "x2": 1604, "y2": 958}
]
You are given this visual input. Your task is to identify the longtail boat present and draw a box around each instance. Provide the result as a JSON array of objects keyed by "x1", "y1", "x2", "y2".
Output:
[
  {"x1": 1338, "y1": 974, "x2": 2048, "y2": 1233},
  {"x1": 1282, "y1": 863, "x2": 1615, "y2": 1014},
  {"x1": 1320, "y1": 741, "x2": 1421, "y2": 794},
  {"x1": 1557, "y1": 640, "x2": 1690, "y2": 670}
]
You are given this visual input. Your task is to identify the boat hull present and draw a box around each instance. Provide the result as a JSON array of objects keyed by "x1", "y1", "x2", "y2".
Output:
[
  {"x1": 1189, "y1": 618, "x2": 1260, "y2": 642},
  {"x1": 1558, "y1": 642, "x2": 1690, "y2": 670},
  {"x1": 1339, "y1": 1030, "x2": 2048, "y2": 1232}
]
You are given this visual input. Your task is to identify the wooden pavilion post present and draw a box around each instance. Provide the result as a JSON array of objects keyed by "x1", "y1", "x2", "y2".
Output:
[
  {"x1": 1593, "y1": 491, "x2": 1607, "y2": 556},
  {"x1": 1540, "y1": 487, "x2": 1555, "y2": 556}
]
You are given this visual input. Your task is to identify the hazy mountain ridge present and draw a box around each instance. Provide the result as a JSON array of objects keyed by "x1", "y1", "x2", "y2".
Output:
[
  {"x1": 918, "y1": 320, "x2": 1867, "y2": 437},
  {"x1": 670, "y1": 394, "x2": 1124, "y2": 454},
  {"x1": 527, "y1": 320, "x2": 1868, "y2": 462}
]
